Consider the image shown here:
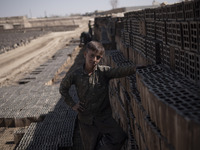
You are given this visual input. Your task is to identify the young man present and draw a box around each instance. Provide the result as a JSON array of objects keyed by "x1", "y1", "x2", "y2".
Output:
[{"x1": 59, "y1": 41, "x2": 136, "y2": 150}]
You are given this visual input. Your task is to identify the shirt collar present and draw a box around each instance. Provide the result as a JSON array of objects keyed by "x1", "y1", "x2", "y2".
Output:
[{"x1": 82, "y1": 63, "x2": 98, "y2": 75}]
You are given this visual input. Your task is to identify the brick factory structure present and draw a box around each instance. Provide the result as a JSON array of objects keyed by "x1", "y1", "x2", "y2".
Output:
[{"x1": 0, "y1": 0, "x2": 200, "y2": 150}]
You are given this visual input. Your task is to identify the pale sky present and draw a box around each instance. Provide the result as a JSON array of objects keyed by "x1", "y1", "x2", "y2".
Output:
[{"x1": 0, "y1": 0, "x2": 180, "y2": 18}]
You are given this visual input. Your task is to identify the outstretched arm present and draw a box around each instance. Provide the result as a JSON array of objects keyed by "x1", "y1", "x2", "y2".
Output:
[{"x1": 105, "y1": 65, "x2": 137, "y2": 79}]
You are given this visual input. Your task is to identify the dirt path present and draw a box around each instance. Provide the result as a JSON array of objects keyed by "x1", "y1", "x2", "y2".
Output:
[{"x1": 0, "y1": 18, "x2": 89, "y2": 87}]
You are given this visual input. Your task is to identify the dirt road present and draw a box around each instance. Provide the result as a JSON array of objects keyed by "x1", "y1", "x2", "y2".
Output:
[{"x1": 0, "y1": 18, "x2": 89, "y2": 87}]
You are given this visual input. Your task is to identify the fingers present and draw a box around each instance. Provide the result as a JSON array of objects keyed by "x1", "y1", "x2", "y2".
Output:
[
  {"x1": 72, "y1": 101, "x2": 86, "y2": 113},
  {"x1": 78, "y1": 101, "x2": 86, "y2": 112}
]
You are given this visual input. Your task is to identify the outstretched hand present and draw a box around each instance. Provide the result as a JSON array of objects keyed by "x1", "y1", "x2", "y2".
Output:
[{"x1": 72, "y1": 101, "x2": 86, "y2": 113}]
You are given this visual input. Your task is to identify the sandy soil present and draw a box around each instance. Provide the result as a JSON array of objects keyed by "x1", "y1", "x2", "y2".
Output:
[{"x1": 0, "y1": 19, "x2": 89, "y2": 87}]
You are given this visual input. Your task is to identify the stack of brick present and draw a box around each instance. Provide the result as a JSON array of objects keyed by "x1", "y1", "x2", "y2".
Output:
[
  {"x1": 102, "y1": 49, "x2": 200, "y2": 150},
  {"x1": 120, "y1": 1, "x2": 200, "y2": 85},
  {"x1": 95, "y1": 1, "x2": 200, "y2": 150},
  {"x1": 94, "y1": 16, "x2": 123, "y2": 50}
]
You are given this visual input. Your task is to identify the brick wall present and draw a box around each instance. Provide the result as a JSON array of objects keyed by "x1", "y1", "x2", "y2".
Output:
[{"x1": 95, "y1": 1, "x2": 200, "y2": 150}]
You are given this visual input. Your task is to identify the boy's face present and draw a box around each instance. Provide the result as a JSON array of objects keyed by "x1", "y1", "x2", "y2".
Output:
[{"x1": 84, "y1": 49, "x2": 102, "y2": 70}]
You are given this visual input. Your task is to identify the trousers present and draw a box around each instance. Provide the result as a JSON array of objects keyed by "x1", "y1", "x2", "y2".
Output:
[{"x1": 79, "y1": 116, "x2": 127, "y2": 150}]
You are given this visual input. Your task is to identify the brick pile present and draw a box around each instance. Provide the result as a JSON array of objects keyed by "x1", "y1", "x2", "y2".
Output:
[
  {"x1": 95, "y1": 1, "x2": 200, "y2": 150},
  {"x1": 0, "y1": 42, "x2": 80, "y2": 149}
]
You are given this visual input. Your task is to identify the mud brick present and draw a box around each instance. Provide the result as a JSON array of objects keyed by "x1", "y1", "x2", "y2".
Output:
[
  {"x1": 127, "y1": 19, "x2": 131, "y2": 33},
  {"x1": 146, "y1": 21, "x2": 156, "y2": 39},
  {"x1": 167, "y1": 4, "x2": 177, "y2": 21},
  {"x1": 155, "y1": 21, "x2": 166, "y2": 43},
  {"x1": 128, "y1": 47, "x2": 134, "y2": 61},
  {"x1": 175, "y1": 112, "x2": 192, "y2": 150},
  {"x1": 115, "y1": 94, "x2": 129, "y2": 133},
  {"x1": 134, "y1": 49, "x2": 146, "y2": 65},
  {"x1": 162, "y1": 5, "x2": 168, "y2": 21},
  {"x1": 166, "y1": 22, "x2": 182, "y2": 48},
  {"x1": 145, "y1": 8, "x2": 155, "y2": 21},
  {"x1": 155, "y1": 7, "x2": 163, "y2": 21},
  {"x1": 146, "y1": 38, "x2": 161, "y2": 64},
  {"x1": 138, "y1": 10, "x2": 145, "y2": 20},
  {"x1": 129, "y1": 34, "x2": 134, "y2": 49},
  {"x1": 130, "y1": 19, "x2": 140, "y2": 35},
  {"x1": 169, "y1": 46, "x2": 176, "y2": 71},
  {"x1": 161, "y1": 44, "x2": 170, "y2": 68},
  {"x1": 176, "y1": 2, "x2": 185, "y2": 21},
  {"x1": 128, "y1": 106, "x2": 135, "y2": 136},
  {"x1": 147, "y1": 89, "x2": 161, "y2": 129},
  {"x1": 134, "y1": 123, "x2": 147, "y2": 150},
  {"x1": 185, "y1": 51, "x2": 196, "y2": 81},
  {"x1": 198, "y1": 22, "x2": 200, "y2": 53},
  {"x1": 166, "y1": 22, "x2": 173, "y2": 45},
  {"x1": 130, "y1": 92, "x2": 145, "y2": 128},
  {"x1": 184, "y1": 1, "x2": 195, "y2": 21},
  {"x1": 124, "y1": 31, "x2": 130, "y2": 48},
  {"x1": 123, "y1": 19, "x2": 129, "y2": 32},
  {"x1": 144, "y1": 116, "x2": 162, "y2": 150},
  {"x1": 196, "y1": 54, "x2": 200, "y2": 85},
  {"x1": 139, "y1": 20, "x2": 146, "y2": 36},
  {"x1": 190, "y1": 120, "x2": 200, "y2": 150},
  {"x1": 179, "y1": 49, "x2": 186, "y2": 76},
  {"x1": 194, "y1": 0, "x2": 200, "y2": 20},
  {"x1": 158, "y1": 96, "x2": 178, "y2": 147},
  {"x1": 136, "y1": 74, "x2": 149, "y2": 114},
  {"x1": 164, "y1": 100, "x2": 177, "y2": 148},
  {"x1": 174, "y1": 51, "x2": 181, "y2": 76},
  {"x1": 118, "y1": 84, "x2": 128, "y2": 110},
  {"x1": 133, "y1": 35, "x2": 146, "y2": 55},
  {"x1": 182, "y1": 21, "x2": 191, "y2": 51},
  {"x1": 190, "y1": 21, "x2": 199, "y2": 53}
]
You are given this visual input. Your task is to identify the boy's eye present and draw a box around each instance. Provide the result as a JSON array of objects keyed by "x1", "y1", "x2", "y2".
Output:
[
  {"x1": 96, "y1": 56, "x2": 101, "y2": 60},
  {"x1": 89, "y1": 54, "x2": 102, "y2": 60}
]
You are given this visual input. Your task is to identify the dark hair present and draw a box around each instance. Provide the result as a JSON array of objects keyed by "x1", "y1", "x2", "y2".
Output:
[{"x1": 86, "y1": 41, "x2": 105, "y2": 55}]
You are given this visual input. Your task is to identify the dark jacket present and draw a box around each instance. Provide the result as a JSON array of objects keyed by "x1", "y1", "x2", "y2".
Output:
[{"x1": 59, "y1": 64, "x2": 136, "y2": 125}]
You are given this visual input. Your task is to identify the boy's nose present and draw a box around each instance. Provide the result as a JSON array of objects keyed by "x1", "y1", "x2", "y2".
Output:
[{"x1": 92, "y1": 56, "x2": 97, "y2": 61}]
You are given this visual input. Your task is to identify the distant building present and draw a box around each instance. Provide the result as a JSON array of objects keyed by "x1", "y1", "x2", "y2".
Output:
[{"x1": 152, "y1": 0, "x2": 160, "y2": 6}]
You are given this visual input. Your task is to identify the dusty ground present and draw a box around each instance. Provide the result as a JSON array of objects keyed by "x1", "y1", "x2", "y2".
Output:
[{"x1": 0, "y1": 18, "x2": 89, "y2": 87}]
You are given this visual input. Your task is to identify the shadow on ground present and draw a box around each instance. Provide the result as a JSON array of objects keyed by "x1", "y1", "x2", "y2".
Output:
[{"x1": 15, "y1": 41, "x2": 86, "y2": 150}]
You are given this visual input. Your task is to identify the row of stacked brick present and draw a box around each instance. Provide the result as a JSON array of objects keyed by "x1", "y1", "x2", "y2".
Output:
[
  {"x1": 124, "y1": 1, "x2": 200, "y2": 22},
  {"x1": 0, "y1": 31, "x2": 48, "y2": 54},
  {"x1": 15, "y1": 99, "x2": 77, "y2": 150},
  {"x1": 102, "y1": 50, "x2": 200, "y2": 150},
  {"x1": 121, "y1": 1, "x2": 200, "y2": 85},
  {"x1": 0, "y1": 43, "x2": 78, "y2": 128}
]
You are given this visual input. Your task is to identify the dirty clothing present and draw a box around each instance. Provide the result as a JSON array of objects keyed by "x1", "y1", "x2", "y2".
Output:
[
  {"x1": 79, "y1": 116, "x2": 127, "y2": 150},
  {"x1": 59, "y1": 64, "x2": 136, "y2": 149},
  {"x1": 60, "y1": 64, "x2": 135, "y2": 125}
]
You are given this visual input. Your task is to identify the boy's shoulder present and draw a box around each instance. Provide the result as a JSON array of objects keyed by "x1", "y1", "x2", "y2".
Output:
[{"x1": 67, "y1": 66, "x2": 82, "y2": 77}]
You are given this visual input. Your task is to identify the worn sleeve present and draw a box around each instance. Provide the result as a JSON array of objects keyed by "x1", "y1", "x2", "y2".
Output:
[
  {"x1": 59, "y1": 73, "x2": 76, "y2": 108},
  {"x1": 105, "y1": 65, "x2": 136, "y2": 79}
]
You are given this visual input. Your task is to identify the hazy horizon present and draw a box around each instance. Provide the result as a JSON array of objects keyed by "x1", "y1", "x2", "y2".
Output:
[{"x1": 0, "y1": 0, "x2": 180, "y2": 18}]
